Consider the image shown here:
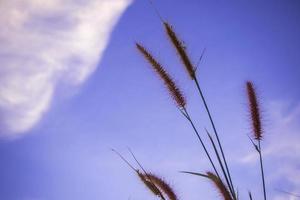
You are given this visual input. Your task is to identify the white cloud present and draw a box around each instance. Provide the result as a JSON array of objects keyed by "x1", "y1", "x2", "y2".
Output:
[{"x1": 0, "y1": 0, "x2": 131, "y2": 138}]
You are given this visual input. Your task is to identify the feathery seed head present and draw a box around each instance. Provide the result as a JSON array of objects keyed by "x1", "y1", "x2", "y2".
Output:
[
  {"x1": 246, "y1": 81, "x2": 263, "y2": 140},
  {"x1": 207, "y1": 172, "x2": 233, "y2": 200},
  {"x1": 138, "y1": 172, "x2": 162, "y2": 197},
  {"x1": 163, "y1": 22, "x2": 195, "y2": 79},
  {"x1": 138, "y1": 172, "x2": 178, "y2": 200},
  {"x1": 136, "y1": 43, "x2": 186, "y2": 108},
  {"x1": 146, "y1": 173, "x2": 178, "y2": 200}
]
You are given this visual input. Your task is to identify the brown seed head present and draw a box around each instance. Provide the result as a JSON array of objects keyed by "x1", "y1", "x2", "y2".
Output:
[
  {"x1": 138, "y1": 172, "x2": 162, "y2": 197},
  {"x1": 246, "y1": 81, "x2": 262, "y2": 140},
  {"x1": 147, "y1": 173, "x2": 178, "y2": 200},
  {"x1": 207, "y1": 172, "x2": 233, "y2": 200},
  {"x1": 136, "y1": 43, "x2": 186, "y2": 108},
  {"x1": 163, "y1": 22, "x2": 195, "y2": 79}
]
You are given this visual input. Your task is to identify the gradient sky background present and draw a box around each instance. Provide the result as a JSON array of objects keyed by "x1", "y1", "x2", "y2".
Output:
[{"x1": 0, "y1": 0, "x2": 299, "y2": 200}]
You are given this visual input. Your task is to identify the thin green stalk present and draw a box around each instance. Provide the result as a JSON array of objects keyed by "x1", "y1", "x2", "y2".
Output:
[
  {"x1": 258, "y1": 141, "x2": 266, "y2": 200},
  {"x1": 193, "y1": 76, "x2": 236, "y2": 198},
  {"x1": 180, "y1": 107, "x2": 221, "y2": 180}
]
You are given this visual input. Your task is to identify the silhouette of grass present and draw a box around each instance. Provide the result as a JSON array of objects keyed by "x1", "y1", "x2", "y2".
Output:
[{"x1": 113, "y1": 4, "x2": 275, "y2": 200}]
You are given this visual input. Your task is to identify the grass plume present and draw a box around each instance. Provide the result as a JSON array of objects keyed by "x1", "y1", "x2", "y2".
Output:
[
  {"x1": 136, "y1": 43, "x2": 186, "y2": 108},
  {"x1": 138, "y1": 172, "x2": 162, "y2": 197},
  {"x1": 246, "y1": 81, "x2": 267, "y2": 200},
  {"x1": 125, "y1": 148, "x2": 177, "y2": 200},
  {"x1": 112, "y1": 149, "x2": 166, "y2": 200},
  {"x1": 206, "y1": 172, "x2": 233, "y2": 200},
  {"x1": 246, "y1": 81, "x2": 263, "y2": 140},
  {"x1": 144, "y1": 173, "x2": 178, "y2": 200},
  {"x1": 164, "y1": 22, "x2": 195, "y2": 79}
]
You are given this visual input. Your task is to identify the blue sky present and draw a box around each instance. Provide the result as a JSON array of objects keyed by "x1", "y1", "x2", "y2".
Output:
[{"x1": 0, "y1": 0, "x2": 299, "y2": 199}]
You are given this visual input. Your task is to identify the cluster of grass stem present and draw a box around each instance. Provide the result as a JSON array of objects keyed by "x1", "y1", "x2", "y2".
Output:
[{"x1": 115, "y1": 6, "x2": 271, "y2": 200}]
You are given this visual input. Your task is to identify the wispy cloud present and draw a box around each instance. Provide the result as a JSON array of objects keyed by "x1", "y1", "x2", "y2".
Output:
[{"x1": 0, "y1": 0, "x2": 131, "y2": 138}]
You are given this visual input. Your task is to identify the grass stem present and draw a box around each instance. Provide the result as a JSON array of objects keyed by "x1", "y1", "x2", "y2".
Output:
[
  {"x1": 180, "y1": 107, "x2": 221, "y2": 180},
  {"x1": 206, "y1": 130, "x2": 236, "y2": 199},
  {"x1": 258, "y1": 141, "x2": 267, "y2": 200},
  {"x1": 193, "y1": 76, "x2": 236, "y2": 199}
]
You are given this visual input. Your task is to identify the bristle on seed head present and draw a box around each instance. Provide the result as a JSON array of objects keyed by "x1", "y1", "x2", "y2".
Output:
[
  {"x1": 207, "y1": 172, "x2": 233, "y2": 200},
  {"x1": 138, "y1": 172, "x2": 162, "y2": 197},
  {"x1": 136, "y1": 43, "x2": 186, "y2": 108},
  {"x1": 246, "y1": 81, "x2": 263, "y2": 141},
  {"x1": 138, "y1": 172, "x2": 178, "y2": 200},
  {"x1": 163, "y1": 22, "x2": 195, "y2": 79}
]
